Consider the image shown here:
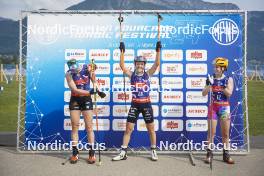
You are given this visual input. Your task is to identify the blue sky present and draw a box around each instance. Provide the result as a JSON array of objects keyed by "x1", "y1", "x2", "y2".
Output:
[{"x1": 0, "y1": 0, "x2": 263, "y2": 20}]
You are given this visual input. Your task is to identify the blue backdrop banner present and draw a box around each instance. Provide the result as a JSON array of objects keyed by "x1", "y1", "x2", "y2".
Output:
[{"x1": 24, "y1": 12, "x2": 245, "y2": 152}]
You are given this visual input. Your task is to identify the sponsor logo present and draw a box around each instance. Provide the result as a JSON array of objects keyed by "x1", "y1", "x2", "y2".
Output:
[
  {"x1": 89, "y1": 49, "x2": 110, "y2": 61},
  {"x1": 211, "y1": 18, "x2": 239, "y2": 46},
  {"x1": 64, "y1": 105, "x2": 70, "y2": 116},
  {"x1": 112, "y1": 119, "x2": 127, "y2": 131},
  {"x1": 113, "y1": 63, "x2": 134, "y2": 75},
  {"x1": 186, "y1": 77, "x2": 206, "y2": 89},
  {"x1": 186, "y1": 50, "x2": 207, "y2": 61},
  {"x1": 162, "y1": 105, "x2": 183, "y2": 117},
  {"x1": 112, "y1": 77, "x2": 130, "y2": 88},
  {"x1": 161, "y1": 120, "x2": 183, "y2": 131},
  {"x1": 64, "y1": 91, "x2": 71, "y2": 102},
  {"x1": 162, "y1": 77, "x2": 183, "y2": 89},
  {"x1": 162, "y1": 63, "x2": 183, "y2": 75},
  {"x1": 137, "y1": 49, "x2": 156, "y2": 62},
  {"x1": 96, "y1": 105, "x2": 110, "y2": 117},
  {"x1": 96, "y1": 77, "x2": 110, "y2": 88},
  {"x1": 113, "y1": 49, "x2": 135, "y2": 61},
  {"x1": 92, "y1": 119, "x2": 110, "y2": 131},
  {"x1": 186, "y1": 91, "x2": 208, "y2": 103},
  {"x1": 150, "y1": 91, "x2": 159, "y2": 103},
  {"x1": 186, "y1": 120, "x2": 208, "y2": 131},
  {"x1": 162, "y1": 50, "x2": 183, "y2": 61},
  {"x1": 162, "y1": 91, "x2": 183, "y2": 103},
  {"x1": 95, "y1": 63, "x2": 110, "y2": 75},
  {"x1": 113, "y1": 92, "x2": 132, "y2": 102},
  {"x1": 113, "y1": 105, "x2": 131, "y2": 117},
  {"x1": 64, "y1": 119, "x2": 85, "y2": 130},
  {"x1": 137, "y1": 119, "x2": 159, "y2": 131},
  {"x1": 186, "y1": 105, "x2": 208, "y2": 117},
  {"x1": 65, "y1": 49, "x2": 86, "y2": 60},
  {"x1": 186, "y1": 64, "x2": 207, "y2": 75}
]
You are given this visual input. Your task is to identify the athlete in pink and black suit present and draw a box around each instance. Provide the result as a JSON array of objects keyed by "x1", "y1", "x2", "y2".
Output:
[
  {"x1": 202, "y1": 57, "x2": 235, "y2": 164},
  {"x1": 112, "y1": 41, "x2": 161, "y2": 161},
  {"x1": 65, "y1": 59, "x2": 105, "y2": 164}
]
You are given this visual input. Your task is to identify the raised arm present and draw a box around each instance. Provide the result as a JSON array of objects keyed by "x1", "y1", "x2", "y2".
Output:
[
  {"x1": 119, "y1": 42, "x2": 132, "y2": 78},
  {"x1": 147, "y1": 41, "x2": 161, "y2": 76}
]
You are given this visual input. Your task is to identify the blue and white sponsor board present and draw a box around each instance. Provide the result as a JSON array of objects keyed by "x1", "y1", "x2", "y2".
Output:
[{"x1": 21, "y1": 11, "x2": 246, "y2": 152}]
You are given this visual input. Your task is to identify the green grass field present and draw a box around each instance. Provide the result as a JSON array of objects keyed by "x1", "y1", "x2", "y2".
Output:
[
  {"x1": 0, "y1": 81, "x2": 19, "y2": 131},
  {"x1": 0, "y1": 80, "x2": 264, "y2": 136},
  {"x1": 247, "y1": 80, "x2": 264, "y2": 135}
]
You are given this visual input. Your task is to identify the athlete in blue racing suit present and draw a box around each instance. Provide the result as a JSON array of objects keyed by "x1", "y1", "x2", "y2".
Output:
[
  {"x1": 66, "y1": 59, "x2": 106, "y2": 164},
  {"x1": 112, "y1": 41, "x2": 161, "y2": 161}
]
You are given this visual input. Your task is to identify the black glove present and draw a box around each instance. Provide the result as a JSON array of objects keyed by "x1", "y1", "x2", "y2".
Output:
[
  {"x1": 119, "y1": 42, "x2": 125, "y2": 53},
  {"x1": 206, "y1": 74, "x2": 214, "y2": 86},
  {"x1": 223, "y1": 78, "x2": 228, "y2": 89},
  {"x1": 98, "y1": 91, "x2": 106, "y2": 98},
  {"x1": 89, "y1": 88, "x2": 106, "y2": 98},
  {"x1": 156, "y1": 41, "x2": 162, "y2": 52},
  {"x1": 206, "y1": 78, "x2": 211, "y2": 86}
]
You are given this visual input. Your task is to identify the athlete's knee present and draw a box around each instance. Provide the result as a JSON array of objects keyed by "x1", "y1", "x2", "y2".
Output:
[
  {"x1": 222, "y1": 132, "x2": 229, "y2": 141},
  {"x1": 125, "y1": 125, "x2": 134, "y2": 135},
  {"x1": 86, "y1": 123, "x2": 94, "y2": 133},
  {"x1": 71, "y1": 122, "x2": 80, "y2": 130},
  {"x1": 146, "y1": 123, "x2": 155, "y2": 130}
]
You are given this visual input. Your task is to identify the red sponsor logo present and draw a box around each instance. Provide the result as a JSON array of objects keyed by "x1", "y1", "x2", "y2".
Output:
[
  {"x1": 65, "y1": 122, "x2": 84, "y2": 127},
  {"x1": 118, "y1": 93, "x2": 129, "y2": 100},
  {"x1": 91, "y1": 53, "x2": 109, "y2": 57},
  {"x1": 115, "y1": 108, "x2": 127, "y2": 114},
  {"x1": 166, "y1": 121, "x2": 179, "y2": 129},
  {"x1": 97, "y1": 79, "x2": 106, "y2": 86},
  {"x1": 164, "y1": 95, "x2": 181, "y2": 99},
  {"x1": 191, "y1": 51, "x2": 203, "y2": 59},
  {"x1": 191, "y1": 79, "x2": 203, "y2": 87},
  {"x1": 188, "y1": 109, "x2": 206, "y2": 114}
]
